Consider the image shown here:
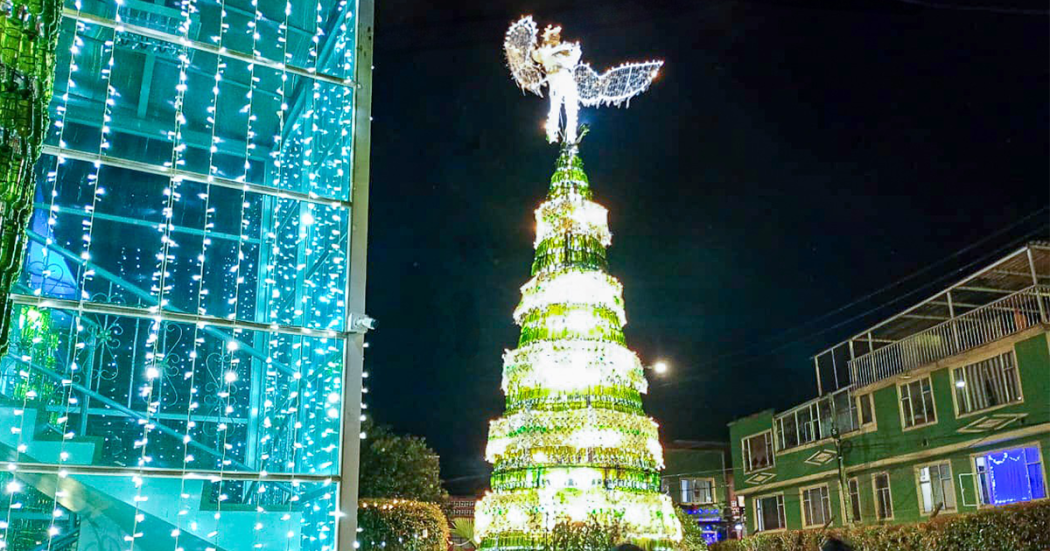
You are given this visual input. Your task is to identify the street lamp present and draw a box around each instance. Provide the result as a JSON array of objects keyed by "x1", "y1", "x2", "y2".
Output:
[{"x1": 649, "y1": 360, "x2": 669, "y2": 375}]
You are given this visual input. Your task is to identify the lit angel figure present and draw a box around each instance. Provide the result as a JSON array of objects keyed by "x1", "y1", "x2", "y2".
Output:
[{"x1": 505, "y1": 16, "x2": 663, "y2": 143}]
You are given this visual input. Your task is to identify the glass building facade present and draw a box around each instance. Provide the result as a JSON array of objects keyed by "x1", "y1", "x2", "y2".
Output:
[{"x1": 0, "y1": 0, "x2": 373, "y2": 548}]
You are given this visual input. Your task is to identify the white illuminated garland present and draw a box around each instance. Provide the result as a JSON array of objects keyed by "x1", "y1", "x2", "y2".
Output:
[
  {"x1": 475, "y1": 488, "x2": 682, "y2": 546},
  {"x1": 501, "y1": 340, "x2": 646, "y2": 394},
  {"x1": 486, "y1": 409, "x2": 662, "y2": 466},
  {"x1": 515, "y1": 269, "x2": 625, "y2": 326},
  {"x1": 534, "y1": 197, "x2": 611, "y2": 248}
]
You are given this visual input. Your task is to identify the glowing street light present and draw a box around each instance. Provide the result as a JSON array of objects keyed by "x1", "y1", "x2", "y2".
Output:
[{"x1": 651, "y1": 360, "x2": 669, "y2": 375}]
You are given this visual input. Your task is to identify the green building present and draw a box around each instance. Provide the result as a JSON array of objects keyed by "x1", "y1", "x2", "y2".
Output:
[
  {"x1": 729, "y1": 242, "x2": 1049, "y2": 535},
  {"x1": 661, "y1": 441, "x2": 737, "y2": 544}
]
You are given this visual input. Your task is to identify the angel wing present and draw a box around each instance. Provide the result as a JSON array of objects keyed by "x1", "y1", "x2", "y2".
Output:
[
  {"x1": 504, "y1": 16, "x2": 544, "y2": 96},
  {"x1": 574, "y1": 60, "x2": 664, "y2": 107}
]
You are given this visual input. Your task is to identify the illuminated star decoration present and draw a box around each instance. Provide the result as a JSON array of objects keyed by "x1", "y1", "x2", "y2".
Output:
[{"x1": 504, "y1": 16, "x2": 663, "y2": 144}]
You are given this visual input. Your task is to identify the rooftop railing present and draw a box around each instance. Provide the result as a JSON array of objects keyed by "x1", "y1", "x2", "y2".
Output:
[{"x1": 850, "y1": 285, "x2": 1049, "y2": 388}]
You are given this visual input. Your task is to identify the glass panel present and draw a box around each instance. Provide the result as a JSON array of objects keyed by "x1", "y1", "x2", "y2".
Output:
[
  {"x1": 982, "y1": 447, "x2": 1045, "y2": 505},
  {"x1": 780, "y1": 413, "x2": 798, "y2": 450},
  {"x1": 919, "y1": 467, "x2": 934, "y2": 512},
  {"x1": 5, "y1": 0, "x2": 359, "y2": 547},
  {"x1": 46, "y1": 23, "x2": 353, "y2": 201},
  {"x1": 63, "y1": 0, "x2": 356, "y2": 79},
  {"x1": 859, "y1": 393, "x2": 873, "y2": 426},
  {"x1": 21, "y1": 160, "x2": 349, "y2": 330},
  {"x1": 1, "y1": 304, "x2": 345, "y2": 476},
  {"x1": 0, "y1": 470, "x2": 336, "y2": 550},
  {"x1": 758, "y1": 496, "x2": 781, "y2": 531},
  {"x1": 1028, "y1": 463, "x2": 1046, "y2": 500},
  {"x1": 920, "y1": 380, "x2": 934, "y2": 423},
  {"x1": 848, "y1": 479, "x2": 861, "y2": 521}
]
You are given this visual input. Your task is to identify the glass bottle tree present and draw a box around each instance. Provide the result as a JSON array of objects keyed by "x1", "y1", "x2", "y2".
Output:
[
  {"x1": 474, "y1": 141, "x2": 682, "y2": 550},
  {"x1": 0, "y1": 0, "x2": 60, "y2": 355}
]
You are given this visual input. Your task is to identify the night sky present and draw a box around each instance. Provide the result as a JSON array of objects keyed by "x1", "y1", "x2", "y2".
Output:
[{"x1": 364, "y1": 0, "x2": 1049, "y2": 493}]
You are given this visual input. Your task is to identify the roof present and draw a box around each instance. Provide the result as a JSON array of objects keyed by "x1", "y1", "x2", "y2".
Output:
[{"x1": 813, "y1": 241, "x2": 1050, "y2": 391}]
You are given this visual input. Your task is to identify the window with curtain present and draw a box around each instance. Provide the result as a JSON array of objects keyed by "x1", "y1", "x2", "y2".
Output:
[
  {"x1": 953, "y1": 352, "x2": 1021, "y2": 415},
  {"x1": 755, "y1": 494, "x2": 785, "y2": 532},
  {"x1": 801, "y1": 485, "x2": 832, "y2": 527},
  {"x1": 874, "y1": 473, "x2": 893, "y2": 520},
  {"x1": 743, "y1": 431, "x2": 774, "y2": 472},
  {"x1": 681, "y1": 478, "x2": 714, "y2": 504},
  {"x1": 848, "y1": 477, "x2": 861, "y2": 522},
  {"x1": 918, "y1": 462, "x2": 956, "y2": 513},
  {"x1": 976, "y1": 446, "x2": 1046, "y2": 506}
]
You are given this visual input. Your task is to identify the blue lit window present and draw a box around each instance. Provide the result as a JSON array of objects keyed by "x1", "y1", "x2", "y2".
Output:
[{"x1": 976, "y1": 446, "x2": 1046, "y2": 506}]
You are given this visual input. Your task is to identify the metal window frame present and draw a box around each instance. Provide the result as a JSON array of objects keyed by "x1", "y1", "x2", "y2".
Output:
[
  {"x1": 914, "y1": 461, "x2": 956, "y2": 514},
  {"x1": 64, "y1": 8, "x2": 354, "y2": 88},
  {"x1": 334, "y1": 0, "x2": 373, "y2": 546},
  {"x1": 872, "y1": 471, "x2": 894, "y2": 520}
]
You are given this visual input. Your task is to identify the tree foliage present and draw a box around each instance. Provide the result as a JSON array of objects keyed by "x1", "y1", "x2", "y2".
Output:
[
  {"x1": 674, "y1": 508, "x2": 710, "y2": 551},
  {"x1": 358, "y1": 420, "x2": 449, "y2": 505},
  {"x1": 543, "y1": 518, "x2": 626, "y2": 551},
  {"x1": 709, "y1": 500, "x2": 1050, "y2": 551},
  {"x1": 359, "y1": 499, "x2": 450, "y2": 551}
]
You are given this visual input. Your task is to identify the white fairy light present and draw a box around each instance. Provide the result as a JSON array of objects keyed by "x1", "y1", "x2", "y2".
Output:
[
  {"x1": 478, "y1": 23, "x2": 678, "y2": 546},
  {"x1": 504, "y1": 16, "x2": 663, "y2": 143}
]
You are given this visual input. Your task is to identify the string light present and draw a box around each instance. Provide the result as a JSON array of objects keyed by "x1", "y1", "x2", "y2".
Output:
[
  {"x1": 475, "y1": 143, "x2": 680, "y2": 549},
  {"x1": 504, "y1": 16, "x2": 662, "y2": 144},
  {"x1": 1, "y1": 0, "x2": 363, "y2": 546}
]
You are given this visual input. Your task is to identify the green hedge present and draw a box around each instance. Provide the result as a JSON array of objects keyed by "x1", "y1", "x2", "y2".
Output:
[
  {"x1": 358, "y1": 498, "x2": 450, "y2": 551},
  {"x1": 710, "y1": 501, "x2": 1050, "y2": 551}
]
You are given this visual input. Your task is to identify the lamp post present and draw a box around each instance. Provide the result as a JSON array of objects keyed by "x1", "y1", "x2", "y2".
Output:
[{"x1": 647, "y1": 360, "x2": 670, "y2": 376}]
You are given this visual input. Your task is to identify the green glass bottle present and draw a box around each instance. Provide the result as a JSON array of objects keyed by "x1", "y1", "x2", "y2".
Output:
[{"x1": 0, "y1": 0, "x2": 60, "y2": 355}]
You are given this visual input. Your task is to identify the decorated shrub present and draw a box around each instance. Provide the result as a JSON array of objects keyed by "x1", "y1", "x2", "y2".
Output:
[
  {"x1": 358, "y1": 499, "x2": 450, "y2": 551},
  {"x1": 709, "y1": 500, "x2": 1050, "y2": 551}
]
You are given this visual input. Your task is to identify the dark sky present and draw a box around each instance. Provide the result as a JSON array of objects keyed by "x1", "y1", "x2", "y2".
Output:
[{"x1": 364, "y1": 0, "x2": 1049, "y2": 493}]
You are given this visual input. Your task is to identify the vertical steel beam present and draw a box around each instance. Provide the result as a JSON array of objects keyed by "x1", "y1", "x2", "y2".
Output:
[
  {"x1": 1027, "y1": 247, "x2": 1047, "y2": 323},
  {"x1": 847, "y1": 340, "x2": 856, "y2": 386},
  {"x1": 946, "y1": 291, "x2": 961, "y2": 351},
  {"x1": 814, "y1": 356, "x2": 823, "y2": 396},
  {"x1": 336, "y1": 0, "x2": 373, "y2": 547},
  {"x1": 831, "y1": 350, "x2": 840, "y2": 390}
]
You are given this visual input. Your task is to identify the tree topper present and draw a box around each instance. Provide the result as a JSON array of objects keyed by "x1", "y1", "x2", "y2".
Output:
[{"x1": 504, "y1": 16, "x2": 663, "y2": 144}]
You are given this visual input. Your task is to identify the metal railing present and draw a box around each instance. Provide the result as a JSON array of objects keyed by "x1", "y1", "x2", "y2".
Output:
[{"x1": 850, "y1": 285, "x2": 1049, "y2": 388}]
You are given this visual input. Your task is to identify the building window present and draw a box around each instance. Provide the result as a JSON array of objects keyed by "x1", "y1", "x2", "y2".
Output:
[
  {"x1": 873, "y1": 473, "x2": 893, "y2": 520},
  {"x1": 847, "y1": 477, "x2": 862, "y2": 522},
  {"x1": 801, "y1": 485, "x2": 832, "y2": 527},
  {"x1": 899, "y1": 376, "x2": 937, "y2": 428},
  {"x1": 777, "y1": 412, "x2": 799, "y2": 450},
  {"x1": 755, "y1": 494, "x2": 786, "y2": 532},
  {"x1": 743, "y1": 431, "x2": 775, "y2": 472},
  {"x1": 681, "y1": 478, "x2": 715, "y2": 504},
  {"x1": 661, "y1": 479, "x2": 670, "y2": 495},
  {"x1": 953, "y1": 352, "x2": 1022, "y2": 415},
  {"x1": 975, "y1": 445, "x2": 1046, "y2": 506},
  {"x1": 857, "y1": 393, "x2": 875, "y2": 427},
  {"x1": 918, "y1": 462, "x2": 956, "y2": 514},
  {"x1": 774, "y1": 390, "x2": 858, "y2": 452}
]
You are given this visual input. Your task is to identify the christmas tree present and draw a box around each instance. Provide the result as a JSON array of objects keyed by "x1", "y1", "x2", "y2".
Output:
[
  {"x1": 473, "y1": 141, "x2": 682, "y2": 550},
  {"x1": 0, "y1": 0, "x2": 60, "y2": 355}
]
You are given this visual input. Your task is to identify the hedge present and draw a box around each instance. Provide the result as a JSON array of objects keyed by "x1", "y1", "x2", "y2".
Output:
[
  {"x1": 709, "y1": 500, "x2": 1050, "y2": 551},
  {"x1": 358, "y1": 498, "x2": 450, "y2": 551}
]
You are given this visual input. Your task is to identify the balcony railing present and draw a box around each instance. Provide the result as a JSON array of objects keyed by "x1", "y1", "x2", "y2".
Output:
[{"x1": 850, "y1": 285, "x2": 1049, "y2": 388}]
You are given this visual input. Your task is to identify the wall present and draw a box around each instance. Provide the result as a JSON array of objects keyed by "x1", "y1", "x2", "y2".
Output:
[{"x1": 730, "y1": 329, "x2": 1050, "y2": 534}]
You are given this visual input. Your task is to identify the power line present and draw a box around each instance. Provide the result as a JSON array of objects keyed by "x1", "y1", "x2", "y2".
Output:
[
  {"x1": 720, "y1": 207, "x2": 1048, "y2": 354},
  {"x1": 892, "y1": 0, "x2": 1049, "y2": 15},
  {"x1": 659, "y1": 217, "x2": 1049, "y2": 387}
]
